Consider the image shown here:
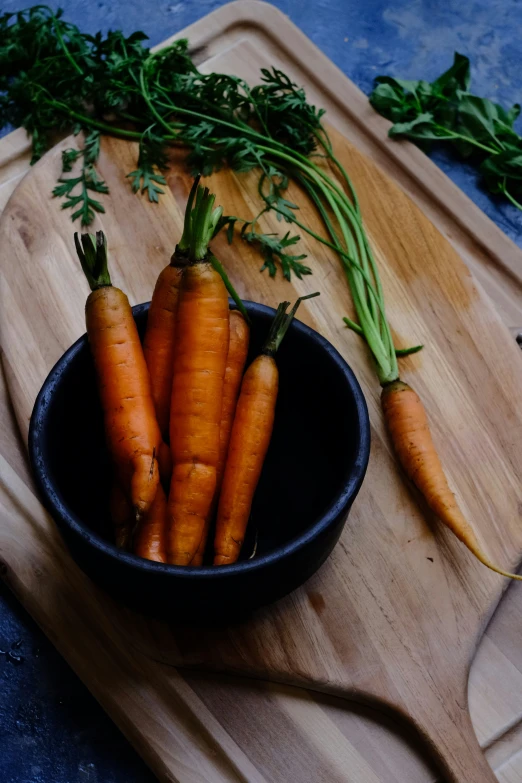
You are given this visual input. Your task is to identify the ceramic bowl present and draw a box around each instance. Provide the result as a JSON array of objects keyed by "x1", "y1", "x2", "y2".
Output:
[{"x1": 29, "y1": 300, "x2": 370, "y2": 620}]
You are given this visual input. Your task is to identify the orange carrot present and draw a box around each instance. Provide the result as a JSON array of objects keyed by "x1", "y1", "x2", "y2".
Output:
[
  {"x1": 75, "y1": 231, "x2": 161, "y2": 522},
  {"x1": 143, "y1": 263, "x2": 184, "y2": 441},
  {"x1": 158, "y1": 441, "x2": 172, "y2": 486},
  {"x1": 134, "y1": 483, "x2": 168, "y2": 563},
  {"x1": 110, "y1": 481, "x2": 132, "y2": 550},
  {"x1": 214, "y1": 294, "x2": 318, "y2": 566},
  {"x1": 382, "y1": 380, "x2": 522, "y2": 580},
  {"x1": 191, "y1": 309, "x2": 250, "y2": 566},
  {"x1": 167, "y1": 183, "x2": 230, "y2": 565},
  {"x1": 216, "y1": 311, "x2": 251, "y2": 487}
]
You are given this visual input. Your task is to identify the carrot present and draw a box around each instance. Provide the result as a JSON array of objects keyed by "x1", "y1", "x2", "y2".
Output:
[
  {"x1": 158, "y1": 441, "x2": 172, "y2": 486},
  {"x1": 134, "y1": 483, "x2": 168, "y2": 563},
  {"x1": 110, "y1": 481, "x2": 132, "y2": 550},
  {"x1": 216, "y1": 311, "x2": 251, "y2": 486},
  {"x1": 382, "y1": 380, "x2": 522, "y2": 580},
  {"x1": 167, "y1": 182, "x2": 230, "y2": 566},
  {"x1": 191, "y1": 309, "x2": 250, "y2": 566},
  {"x1": 214, "y1": 293, "x2": 319, "y2": 566},
  {"x1": 143, "y1": 263, "x2": 184, "y2": 441},
  {"x1": 75, "y1": 231, "x2": 161, "y2": 523}
]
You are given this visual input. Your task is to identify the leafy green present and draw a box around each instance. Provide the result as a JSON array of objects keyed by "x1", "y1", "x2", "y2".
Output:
[
  {"x1": 244, "y1": 229, "x2": 311, "y2": 280},
  {"x1": 369, "y1": 52, "x2": 522, "y2": 210},
  {"x1": 126, "y1": 132, "x2": 168, "y2": 202},
  {"x1": 52, "y1": 129, "x2": 108, "y2": 225},
  {"x1": 1, "y1": 5, "x2": 414, "y2": 385},
  {"x1": 431, "y1": 52, "x2": 470, "y2": 94}
]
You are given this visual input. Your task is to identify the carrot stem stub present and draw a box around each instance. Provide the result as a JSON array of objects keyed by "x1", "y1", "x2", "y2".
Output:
[
  {"x1": 214, "y1": 293, "x2": 319, "y2": 566},
  {"x1": 381, "y1": 380, "x2": 522, "y2": 581}
]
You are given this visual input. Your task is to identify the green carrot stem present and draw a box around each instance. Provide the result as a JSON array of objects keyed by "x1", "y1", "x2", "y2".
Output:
[
  {"x1": 293, "y1": 177, "x2": 395, "y2": 380},
  {"x1": 177, "y1": 175, "x2": 200, "y2": 253},
  {"x1": 74, "y1": 231, "x2": 111, "y2": 290},
  {"x1": 343, "y1": 317, "x2": 363, "y2": 335},
  {"x1": 288, "y1": 175, "x2": 398, "y2": 383},
  {"x1": 51, "y1": 11, "x2": 84, "y2": 76},
  {"x1": 395, "y1": 344, "x2": 423, "y2": 356},
  {"x1": 262, "y1": 293, "x2": 320, "y2": 356},
  {"x1": 343, "y1": 318, "x2": 423, "y2": 356},
  {"x1": 208, "y1": 253, "x2": 251, "y2": 325}
]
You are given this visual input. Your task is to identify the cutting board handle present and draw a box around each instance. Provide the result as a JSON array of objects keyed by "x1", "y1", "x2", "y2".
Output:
[{"x1": 411, "y1": 704, "x2": 497, "y2": 783}]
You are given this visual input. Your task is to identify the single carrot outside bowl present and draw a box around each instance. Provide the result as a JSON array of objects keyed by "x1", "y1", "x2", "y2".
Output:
[{"x1": 29, "y1": 300, "x2": 370, "y2": 621}]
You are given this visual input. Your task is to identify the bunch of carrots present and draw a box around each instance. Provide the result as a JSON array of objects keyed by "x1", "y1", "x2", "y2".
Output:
[
  {"x1": 75, "y1": 174, "x2": 522, "y2": 583},
  {"x1": 75, "y1": 177, "x2": 315, "y2": 566}
]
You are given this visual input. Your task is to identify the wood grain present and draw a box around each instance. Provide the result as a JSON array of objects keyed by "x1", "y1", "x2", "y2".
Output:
[{"x1": 1, "y1": 3, "x2": 522, "y2": 782}]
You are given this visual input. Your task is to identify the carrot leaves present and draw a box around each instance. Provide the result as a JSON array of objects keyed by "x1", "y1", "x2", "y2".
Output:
[
  {"x1": 52, "y1": 130, "x2": 108, "y2": 224},
  {"x1": 74, "y1": 231, "x2": 111, "y2": 290},
  {"x1": 2, "y1": 5, "x2": 416, "y2": 384},
  {"x1": 127, "y1": 133, "x2": 168, "y2": 203}
]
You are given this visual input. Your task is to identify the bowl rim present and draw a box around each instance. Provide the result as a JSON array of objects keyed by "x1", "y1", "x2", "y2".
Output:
[{"x1": 29, "y1": 299, "x2": 370, "y2": 579}]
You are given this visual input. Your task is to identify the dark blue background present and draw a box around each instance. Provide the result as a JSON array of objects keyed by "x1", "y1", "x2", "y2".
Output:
[{"x1": 2, "y1": 1, "x2": 522, "y2": 781}]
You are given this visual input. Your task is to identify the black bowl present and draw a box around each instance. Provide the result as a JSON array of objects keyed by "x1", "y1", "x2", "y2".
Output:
[{"x1": 29, "y1": 300, "x2": 370, "y2": 621}]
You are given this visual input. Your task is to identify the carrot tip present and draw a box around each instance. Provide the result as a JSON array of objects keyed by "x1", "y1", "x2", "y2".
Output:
[{"x1": 477, "y1": 553, "x2": 522, "y2": 582}]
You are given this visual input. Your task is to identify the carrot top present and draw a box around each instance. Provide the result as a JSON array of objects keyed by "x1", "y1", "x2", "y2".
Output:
[
  {"x1": 175, "y1": 175, "x2": 223, "y2": 262},
  {"x1": 74, "y1": 231, "x2": 111, "y2": 290},
  {"x1": 176, "y1": 175, "x2": 250, "y2": 323},
  {"x1": 263, "y1": 292, "x2": 320, "y2": 357}
]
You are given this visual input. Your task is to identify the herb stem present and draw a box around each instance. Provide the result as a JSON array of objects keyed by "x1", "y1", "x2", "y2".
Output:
[
  {"x1": 313, "y1": 131, "x2": 361, "y2": 215},
  {"x1": 49, "y1": 101, "x2": 144, "y2": 140},
  {"x1": 286, "y1": 177, "x2": 396, "y2": 381},
  {"x1": 270, "y1": 194, "x2": 390, "y2": 332},
  {"x1": 500, "y1": 182, "x2": 522, "y2": 212},
  {"x1": 343, "y1": 317, "x2": 363, "y2": 335},
  {"x1": 240, "y1": 80, "x2": 272, "y2": 139},
  {"x1": 209, "y1": 253, "x2": 250, "y2": 324},
  {"x1": 433, "y1": 125, "x2": 499, "y2": 154},
  {"x1": 50, "y1": 10, "x2": 84, "y2": 76}
]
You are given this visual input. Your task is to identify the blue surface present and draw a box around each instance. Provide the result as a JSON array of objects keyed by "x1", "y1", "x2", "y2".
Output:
[{"x1": 1, "y1": 1, "x2": 522, "y2": 780}]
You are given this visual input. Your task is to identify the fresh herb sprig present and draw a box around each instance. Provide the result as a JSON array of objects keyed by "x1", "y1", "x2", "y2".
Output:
[
  {"x1": 52, "y1": 129, "x2": 108, "y2": 223},
  {"x1": 1, "y1": 5, "x2": 420, "y2": 385},
  {"x1": 369, "y1": 53, "x2": 522, "y2": 211}
]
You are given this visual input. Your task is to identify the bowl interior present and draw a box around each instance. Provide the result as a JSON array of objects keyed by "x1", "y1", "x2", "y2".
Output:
[{"x1": 38, "y1": 302, "x2": 363, "y2": 564}]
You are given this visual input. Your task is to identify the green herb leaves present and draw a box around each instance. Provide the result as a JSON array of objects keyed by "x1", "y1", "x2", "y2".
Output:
[
  {"x1": 2, "y1": 5, "x2": 408, "y2": 385},
  {"x1": 127, "y1": 133, "x2": 168, "y2": 203},
  {"x1": 0, "y1": 7, "x2": 327, "y2": 272},
  {"x1": 52, "y1": 130, "x2": 108, "y2": 224},
  {"x1": 370, "y1": 53, "x2": 522, "y2": 210},
  {"x1": 243, "y1": 229, "x2": 311, "y2": 280}
]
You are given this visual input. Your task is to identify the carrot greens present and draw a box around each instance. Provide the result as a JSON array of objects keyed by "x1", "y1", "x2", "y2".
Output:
[{"x1": 1, "y1": 4, "x2": 417, "y2": 385}]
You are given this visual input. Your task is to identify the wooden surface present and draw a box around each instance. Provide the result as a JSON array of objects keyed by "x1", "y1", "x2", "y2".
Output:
[{"x1": 1, "y1": 2, "x2": 522, "y2": 781}]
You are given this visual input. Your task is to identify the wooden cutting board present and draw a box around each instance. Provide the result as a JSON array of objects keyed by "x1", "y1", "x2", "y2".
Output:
[{"x1": 2, "y1": 3, "x2": 522, "y2": 781}]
